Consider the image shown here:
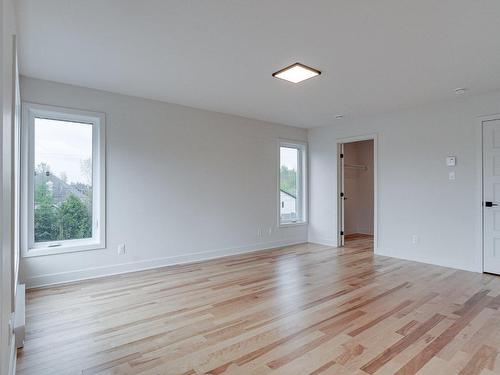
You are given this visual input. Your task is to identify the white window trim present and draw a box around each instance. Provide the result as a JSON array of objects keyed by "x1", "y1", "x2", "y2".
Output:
[
  {"x1": 21, "y1": 102, "x2": 106, "y2": 257},
  {"x1": 278, "y1": 139, "x2": 308, "y2": 228}
]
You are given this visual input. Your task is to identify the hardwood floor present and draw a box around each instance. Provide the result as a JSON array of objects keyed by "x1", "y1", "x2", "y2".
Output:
[{"x1": 17, "y1": 237, "x2": 500, "y2": 375}]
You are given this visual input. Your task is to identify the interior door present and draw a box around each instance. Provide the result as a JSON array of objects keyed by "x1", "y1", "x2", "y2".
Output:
[
  {"x1": 338, "y1": 144, "x2": 345, "y2": 246},
  {"x1": 483, "y1": 119, "x2": 500, "y2": 275}
]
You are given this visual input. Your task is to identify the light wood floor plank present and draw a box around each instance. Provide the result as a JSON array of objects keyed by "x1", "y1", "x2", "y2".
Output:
[{"x1": 17, "y1": 236, "x2": 500, "y2": 374}]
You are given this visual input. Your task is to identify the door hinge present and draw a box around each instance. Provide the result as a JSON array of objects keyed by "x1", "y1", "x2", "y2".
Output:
[
  {"x1": 340, "y1": 231, "x2": 344, "y2": 235},
  {"x1": 340, "y1": 192, "x2": 344, "y2": 197},
  {"x1": 340, "y1": 153, "x2": 344, "y2": 158}
]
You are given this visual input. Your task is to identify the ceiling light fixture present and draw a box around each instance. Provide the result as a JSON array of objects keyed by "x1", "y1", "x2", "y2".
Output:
[
  {"x1": 272, "y1": 62, "x2": 321, "y2": 84},
  {"x1": 335, "y1": 115, "x2": 344, "y2": 119},
  {"x1": 454, "y1": 87, "x2": 467, "y2": 95}
]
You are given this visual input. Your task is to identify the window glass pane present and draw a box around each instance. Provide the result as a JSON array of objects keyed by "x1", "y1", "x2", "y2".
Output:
[
  {"x1": 34, "y1": 118, "x2": 93, "y2": 242},
  {"x1": 280, "y1": 146, "x2": 299, "y2": 222}
]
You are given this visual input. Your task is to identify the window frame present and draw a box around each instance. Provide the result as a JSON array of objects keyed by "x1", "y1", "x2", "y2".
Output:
[
  {"x1": 278, "y1": 139, "x2": 308, "y2": 227},
  {"x1": 21, "y1": 102, "x2": 106, "y2": 257}
]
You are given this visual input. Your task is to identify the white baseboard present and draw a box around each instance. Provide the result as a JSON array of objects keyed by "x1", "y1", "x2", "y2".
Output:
[
  {"x1": 375, "y1": 248, "x2": 481, "y2": 273},
  {"x1": 308, "y1": 237, "x2": 338, "y2": 247},
  {"x1": 25, "y1": 238, "x2": 307, "y2": 289}
]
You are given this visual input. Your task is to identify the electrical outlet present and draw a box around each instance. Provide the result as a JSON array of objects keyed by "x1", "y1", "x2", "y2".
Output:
[
  {"x1": 118, "y1": 243, "x2": 126, "y2": 255},
  {"x1": 412, "y1": 235, "x2": 419, "y2": 245}
]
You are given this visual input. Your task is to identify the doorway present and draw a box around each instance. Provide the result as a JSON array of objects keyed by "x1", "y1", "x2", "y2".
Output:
[
  {"x1": 482, "y1": 117, "x2": 500, "y2": 275},
  {"x1": 338, "y1": 137, "x2": 376, "y2": 250}
]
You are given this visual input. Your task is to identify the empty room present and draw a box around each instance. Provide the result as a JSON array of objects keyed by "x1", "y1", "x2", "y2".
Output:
[{"x1": 2, "y1": 1, "x2": 500, "y2": 374}]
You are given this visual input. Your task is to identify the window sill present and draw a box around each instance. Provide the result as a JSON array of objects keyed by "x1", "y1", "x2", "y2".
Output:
[
  {"x1": 279, "y1": 221, "x2": 308, "y2": 228},
  {"x1": 23, "y1": 240, "x2": 105, "y2": 257}
]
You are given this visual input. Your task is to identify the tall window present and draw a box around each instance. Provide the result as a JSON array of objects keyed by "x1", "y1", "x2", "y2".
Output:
[
  {"x1": 22, "y1": 103, "x2": 105, "y2": 256},
  {"x1": 279, "y1": 141, "x2": 307, "y2": 225}
]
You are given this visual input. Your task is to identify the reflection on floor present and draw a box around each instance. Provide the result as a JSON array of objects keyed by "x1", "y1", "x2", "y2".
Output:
[{"x1": 17, "y1": 238, "x2": 500, "y2": 374}]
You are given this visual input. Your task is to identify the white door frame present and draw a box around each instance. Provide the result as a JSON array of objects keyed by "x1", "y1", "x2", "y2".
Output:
[
  {"x1": 336, "y1": 133, "x2": 378, "y2": 252},
  {"x1": 477, "y1": 114, "x2": 500, "y2": 274}
]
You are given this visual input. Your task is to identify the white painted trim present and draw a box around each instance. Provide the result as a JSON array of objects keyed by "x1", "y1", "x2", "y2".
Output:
[
  {"x1": 308, "y1": 237, "x2": 338, "y2": 247},
  {"x1": 11, "y1": 35, "x2": 21, "y2": 307},
  {"x1": 377, "y1": 247, "x2": 479, "y2": 273},
  {"x1": 21, "y1": 102, "x2": 106, "y2": 257},
  {"x1": 25, "y1": 238, "x2": 306, "y2": 288},
  {"x1": 336, "y1": 133, "x2": 379, "y2": 253},
  {"x1": 279, "y1": 222, "x2": 308, "y2": 228},
  {"x1": 337, "y1": 143, "x2": 345, "y2": 246},
  {"x1": 477, "y1": 113, "x2": 500, "y2": 274}
]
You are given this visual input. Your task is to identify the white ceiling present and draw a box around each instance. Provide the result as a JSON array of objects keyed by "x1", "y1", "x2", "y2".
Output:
[{"x1": 15, "y1": 0, "x2": 500, "y2": 128}]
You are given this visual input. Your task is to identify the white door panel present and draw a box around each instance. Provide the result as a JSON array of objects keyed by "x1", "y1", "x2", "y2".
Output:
[{"x1": 483, "y1": 119, "x2": 500, "y2": 275}]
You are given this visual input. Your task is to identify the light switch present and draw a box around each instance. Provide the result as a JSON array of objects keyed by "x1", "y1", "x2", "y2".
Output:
[{"x1": 446, "y1": 156, "x2": 456, "y2": 167}]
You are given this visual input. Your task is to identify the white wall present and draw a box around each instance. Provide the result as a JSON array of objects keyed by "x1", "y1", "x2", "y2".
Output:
[
  {"x1": 344, "y1": 140, "x2": 374, "y2": 235},
  {"x1": 20, "y1": 77, "x2": 308, "y2": 288},
  {"x1": 1, "y1": 0, "x2": 17, "y2": 373},
  {"x1": 309, "y1": 90, "x2": 500, "y2": 272}
]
